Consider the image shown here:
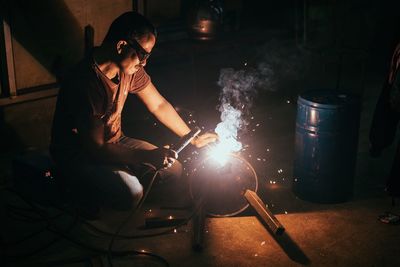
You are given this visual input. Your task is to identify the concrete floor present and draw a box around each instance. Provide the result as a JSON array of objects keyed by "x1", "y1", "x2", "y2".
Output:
[{"x1": 2, "y1": 26, "x2": 400, "y2": 267}]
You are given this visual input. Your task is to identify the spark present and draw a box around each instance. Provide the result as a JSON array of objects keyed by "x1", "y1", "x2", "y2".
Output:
[
  {"x1": 261, "y1": 241, "x2": 266, "y2": 246},
  {"x1": 174, "y1": 229, "x2": 177, "y2": 233}
]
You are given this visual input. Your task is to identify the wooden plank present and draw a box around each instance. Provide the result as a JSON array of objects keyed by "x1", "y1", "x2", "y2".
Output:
[
  {"x1": 134, "y1": 0, "x2": 146, "y2": 15},
  {"x1": 84, "y1": 24, "x2": 94, "y2": 58},
  {"x1": 0, "y1": 88, "x2": 58, "y2": 107},
  {"x1": 244, "y1": 190, "x2": 285, "y2": 235},
  {"x1": 2, "y1": 18, "x2": 17, "y2": 97}
]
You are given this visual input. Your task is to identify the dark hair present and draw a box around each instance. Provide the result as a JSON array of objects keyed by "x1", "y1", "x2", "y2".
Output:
[{"x1": 102, "y1": 11, "x2": 157, "y2": 45}]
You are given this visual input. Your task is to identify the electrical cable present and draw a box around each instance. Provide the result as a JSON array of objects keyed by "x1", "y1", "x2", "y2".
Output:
[
  {"x1": 4, "y1": 175, "x2": 205, "y2": 267},
  {"x1": 7, "y1": 189, "x2": 170, "y2": 267},
  {"x1": 4, "y1": 212, "x2": 78, "y2": 264},
  {"x1": 106, "y1": 167, "x2": 162, "y2": 266},
  {"x1": 4, "y1": 172, "x2": 171, "y2": 267},
  {"x1": 2, "y1": 226, "x2": 47, "y2": 247},
  {"x1": 4, "y1": 129, "x2": 203, "y2": 266},
  {"x1": 81, "y1": 198, "x2": 203, "y2": 240},
  {"x1": 6, "y1": 205, "x2": 64, "y2": 223}
]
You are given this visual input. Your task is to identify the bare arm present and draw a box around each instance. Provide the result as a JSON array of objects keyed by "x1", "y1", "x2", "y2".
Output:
[
  {"x1": 136, "y1": 82, "x2": 218, "y2": 147},
  {"x1": 78, "y1": 117, "x2": 173, "y2": 167},
  {"x1": 136, "y1": 82, "x2": 192, "y2": 137},
  {"x1": 78, "y1": 118, "x2": 145, "y2": 165}
]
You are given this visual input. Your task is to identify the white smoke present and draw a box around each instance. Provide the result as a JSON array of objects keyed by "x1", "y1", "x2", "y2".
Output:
[{"x1": 209, "y1": 64, "x2": 274, "y2": 164}]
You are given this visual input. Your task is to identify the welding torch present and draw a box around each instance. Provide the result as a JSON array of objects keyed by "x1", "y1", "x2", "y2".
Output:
[
  {"x1": 161, "y1": 127, "x2": 201, "y2": 169},
  {"x1": 173, "y1": 127, "x2": 201, "y2": 154}
]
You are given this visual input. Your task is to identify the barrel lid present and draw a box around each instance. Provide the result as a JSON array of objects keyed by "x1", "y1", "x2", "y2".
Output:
[{"x1": 298, "y1": 89, "x2": 359, "y2": 109}]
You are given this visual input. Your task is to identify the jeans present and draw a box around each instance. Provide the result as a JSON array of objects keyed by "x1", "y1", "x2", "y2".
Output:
[{"x1": 57, "y1": 136, "x2": 183, "y2": 212}]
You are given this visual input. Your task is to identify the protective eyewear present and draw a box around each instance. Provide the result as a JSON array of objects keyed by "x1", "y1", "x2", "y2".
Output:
[{"x1": 127, "y1": 39, "x2": 151, "y2": 62}]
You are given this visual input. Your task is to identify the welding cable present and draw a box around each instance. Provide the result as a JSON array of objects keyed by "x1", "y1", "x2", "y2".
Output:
[
  {"x1": 28, "y1": 181, "x2": 205, "y2": 241},
  {"x1": 6, "y1": 204, "x2": 64, "y2": 223},
  {"x1": 5, "y1": 172, "x2": 174, "y2": 267},
  {"x1": 2, "y1": 225, "x2": 47, "y2": 247},
  {"x1": 5, "y1": 157, "x2": 202, "y2": 267},
  {"x1": 106, "y1": 167, "x2": 163, "y2": 267},
  {"x1": 81, "y1": 196, "x2": 205, "y2": 240},
  {"x1": 9, "y1": 189, "x2": 170, "y2": 267},
  {"x1": 38, "y1": 255, "x2": 93, "y2": 267},
  {"x1": 4, "y1": 213, "x2": 78, "y2": 264},
  {"x1": 3, "y1": 197, "x2": 67, "y2": 247}
]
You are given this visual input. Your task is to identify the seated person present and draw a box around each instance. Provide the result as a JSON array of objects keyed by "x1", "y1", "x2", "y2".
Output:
[{"x1": 50, "y1": 12, "x2": 217, "y2": 218}]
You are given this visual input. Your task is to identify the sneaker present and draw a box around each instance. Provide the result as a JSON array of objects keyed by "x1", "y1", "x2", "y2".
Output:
[{"x1": 378, "y1": 212, "x2": 400, "y2": 224}]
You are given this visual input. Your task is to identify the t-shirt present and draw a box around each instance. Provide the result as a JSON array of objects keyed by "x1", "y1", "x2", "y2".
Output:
[{"x1": 50, "y1": 55, "x2": 150, "y2": 164}]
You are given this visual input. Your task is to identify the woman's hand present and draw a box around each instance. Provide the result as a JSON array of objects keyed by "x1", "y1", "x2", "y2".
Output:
[{"x1": 191, "y1": 132, "x2": 218, "y2": 148}]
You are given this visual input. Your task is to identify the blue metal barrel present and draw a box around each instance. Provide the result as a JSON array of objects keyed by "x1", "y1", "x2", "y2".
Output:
[{"x1": 293, "y1": 90, "x2": 361, "y2": 203}]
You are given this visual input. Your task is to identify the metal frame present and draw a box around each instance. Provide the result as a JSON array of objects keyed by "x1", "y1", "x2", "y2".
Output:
[
  {"x1": 133, "y1": 0, "x2": 147, "y2": 15},
  {"x1": 0, "y1": 7, "x2": 58, "y2": 106},
  {"x1": 0, "y1": 15, "x2": 17, "y2": 98}
]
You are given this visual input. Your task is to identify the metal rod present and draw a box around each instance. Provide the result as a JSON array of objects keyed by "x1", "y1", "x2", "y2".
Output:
[
  {"x1": 244, "y1": 190, "x2": 285, "y2": 235},
  {"x1": 192, "y1": 202, "x2": 206, "y2": 251}
]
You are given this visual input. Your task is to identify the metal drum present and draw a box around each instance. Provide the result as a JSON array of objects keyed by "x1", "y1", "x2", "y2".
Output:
[
  {"x1": 293, "y1": 90, "x2": 361, "y2": 203},
  {"x1": 189, "y1": 153, "x2": 258, "y2": 217}
]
